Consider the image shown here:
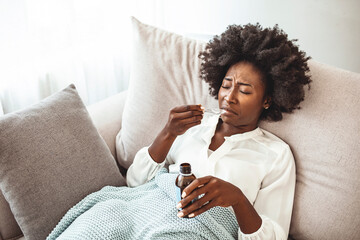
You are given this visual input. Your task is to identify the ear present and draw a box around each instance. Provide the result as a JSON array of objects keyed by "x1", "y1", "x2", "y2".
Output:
[{"x1": 263, "y1": 96, "x2": 271, "y2": 109}]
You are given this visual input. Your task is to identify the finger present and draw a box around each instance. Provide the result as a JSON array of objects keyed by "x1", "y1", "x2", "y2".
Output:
[
  {"x1": 181, "y1": 114, "x2": 203, "y2": 125},
  {"x1": 187, "y1": 200, "x2": 217, "y2": 218},
  {"x1": 178, "y1": 192, "x2": 215, "y2": 217},
  {"x1": 178, "y1": 184, "x2": 209, "y2": 209},
  {"x1": 182, "y1": 176, "x2": 213, "y2": 198},
  {"x1": 171, "y1": 105, "x2": 203, "y2": 113},
  {"x1": 183, "y1": 120, "x2": 202, "y2": 129},
  {"x1": 169, "y1": 114, "x2": 202, "y2": 134},
  {"x1": 179, "y1": 110, "x2": 203, "y2": 120},
  {"x1": 172, "y1": 111, "x2": 203, "y2": 122}
]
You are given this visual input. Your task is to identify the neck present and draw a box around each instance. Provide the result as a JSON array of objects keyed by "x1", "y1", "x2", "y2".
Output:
[{"x1": 217, "y1": 119, "x2": 257, "y2": 137}]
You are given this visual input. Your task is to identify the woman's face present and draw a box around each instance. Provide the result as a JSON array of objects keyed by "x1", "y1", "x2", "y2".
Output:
[{"x1": 218, "y1": 61, "x2": 269, "y2": 133}]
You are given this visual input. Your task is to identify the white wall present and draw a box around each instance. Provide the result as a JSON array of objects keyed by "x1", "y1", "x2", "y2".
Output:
[{"x1": 143, "y1": 0, "x2": 360, "y2": 73}]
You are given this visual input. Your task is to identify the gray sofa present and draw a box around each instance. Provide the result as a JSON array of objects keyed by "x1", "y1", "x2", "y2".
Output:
[
  {"x1": 1, "y1": 60, "x2": 359, "y2": 240},
  {"x1": 1, "y1": 16, "x2": 360, "y2": 240}
]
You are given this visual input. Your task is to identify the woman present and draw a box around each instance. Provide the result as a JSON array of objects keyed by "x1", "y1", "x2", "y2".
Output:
[{"x1": 127, "y1": 23, "x2": 311, "y2": 239}]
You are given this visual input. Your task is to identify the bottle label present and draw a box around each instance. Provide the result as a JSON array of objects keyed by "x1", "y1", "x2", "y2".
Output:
[
  {"x1": 175, "y1": 186, "x2": 198, "y2": 212},
  {"x1": 175, "y1": 186, "x2": 183, "y2": 210}
]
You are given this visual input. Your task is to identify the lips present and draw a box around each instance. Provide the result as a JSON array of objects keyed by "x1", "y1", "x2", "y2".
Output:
[{"x1": 221, "y1": 107, "x2": 238, "y2": 115}]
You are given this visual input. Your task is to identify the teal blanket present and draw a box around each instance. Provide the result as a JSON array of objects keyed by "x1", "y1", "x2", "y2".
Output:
[{"x1": 47, "y1": 169, "x2": 238, "y2": 240}]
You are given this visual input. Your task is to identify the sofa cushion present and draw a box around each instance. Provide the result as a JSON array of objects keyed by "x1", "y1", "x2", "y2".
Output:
[
  {"x1": 0, "y1": 84, "x2": 126, "y2": 240},
  {"x1": 116, "y1": 17, "x2": 217, "y2": 168},
  {"x1": 260, "y1": 61, "x2": 360, "y2": 239}
]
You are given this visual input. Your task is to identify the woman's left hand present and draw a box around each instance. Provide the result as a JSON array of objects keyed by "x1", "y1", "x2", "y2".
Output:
[{"x1": 176, "y1": 176, "x2": 243, "y2": 218}]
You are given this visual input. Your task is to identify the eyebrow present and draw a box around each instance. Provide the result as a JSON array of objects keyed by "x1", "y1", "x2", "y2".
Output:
[{"x1": 224, "y1": 77, "x2": 253, "y2": 87}]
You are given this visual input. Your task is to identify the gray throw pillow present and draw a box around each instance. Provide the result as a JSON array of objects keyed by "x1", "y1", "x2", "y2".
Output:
[{"x1": 0, "y1": 84, "x2": 126, "y2": 240}]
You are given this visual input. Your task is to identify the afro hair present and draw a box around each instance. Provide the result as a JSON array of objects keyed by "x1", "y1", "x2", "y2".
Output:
[{"x1": 199, "y1": 23, "x2": 311, "y2": 121}]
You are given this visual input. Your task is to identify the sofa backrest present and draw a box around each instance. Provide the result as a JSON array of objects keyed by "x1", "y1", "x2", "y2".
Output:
[
  {"x1": 1, "y1": 60, "x2": 359, "y2": 240},
  {"x1": 260, "y1": 60, "x2": 360, "y2": 239}
]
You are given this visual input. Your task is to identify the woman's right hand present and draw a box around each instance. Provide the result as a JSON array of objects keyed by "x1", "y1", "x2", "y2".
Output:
[
  {"x1": 148, "y1": 104, "x2": 203, "y2": 163},
  {"x1": 164, "y1": 105, "x2": 204, "y2": 137}
]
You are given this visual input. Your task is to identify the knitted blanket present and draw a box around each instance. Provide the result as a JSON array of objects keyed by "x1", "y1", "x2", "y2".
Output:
[{"x1": 47, "y1": 169, "x2": 238, "y2": 240}]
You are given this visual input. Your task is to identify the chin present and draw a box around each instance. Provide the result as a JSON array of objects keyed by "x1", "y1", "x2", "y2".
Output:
[{"x1": 220, "y1": 115, "x2": 235, "y2": 124}]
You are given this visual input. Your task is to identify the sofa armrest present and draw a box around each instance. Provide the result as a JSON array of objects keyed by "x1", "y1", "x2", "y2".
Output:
[{"x1": 87, "y1": 90, "x2": 128, "y2": 161}]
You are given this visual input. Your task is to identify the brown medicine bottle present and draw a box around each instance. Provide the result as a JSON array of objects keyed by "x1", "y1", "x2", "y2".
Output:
[{"x1": 175, "y1": 163, "x2": 196, "y2": 216}]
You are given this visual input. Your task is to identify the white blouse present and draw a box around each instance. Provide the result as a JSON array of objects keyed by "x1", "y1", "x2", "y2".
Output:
[{"x1": 127, "y1": 113, "x2": 295, "y2": 240}]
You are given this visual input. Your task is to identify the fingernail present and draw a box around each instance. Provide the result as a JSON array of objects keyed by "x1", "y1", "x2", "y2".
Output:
[
  {"x1": 188, "y1": 213, "x2": 195, "y2": 218},
  {"x1": 176, "y1": 203, "x2": 182, "y2": 209},
  {"x1": 182, "y1": 192, "x2": 186, "y2": 198},
  {"x1": 177, "y1": 212, "x2": 184, "y2": 217}
]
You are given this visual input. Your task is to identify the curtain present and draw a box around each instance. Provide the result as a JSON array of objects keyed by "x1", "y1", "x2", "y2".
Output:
[
  {"x1": 0, "y1": 0, "x2": 166, "y2": 114},
  {"x1": 0, "y1": 0, "x2": 358, "y2": 115}
]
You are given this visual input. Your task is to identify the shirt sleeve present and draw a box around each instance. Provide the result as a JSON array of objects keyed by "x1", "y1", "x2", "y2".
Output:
[
  {"x1": 238, "y1": 144, "x2": 296, "y2": 240},
  {"x1": 126, "y1": 146, "x2": 167, "y2": 187}
]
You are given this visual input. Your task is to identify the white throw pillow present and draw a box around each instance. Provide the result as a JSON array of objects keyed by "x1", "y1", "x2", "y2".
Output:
[
  {"x1": 116, "y1": 17, "x2": 217, "y2": 168},
  {"x1": 116, "y1": 16, "x2": 360, "y2": 239}
]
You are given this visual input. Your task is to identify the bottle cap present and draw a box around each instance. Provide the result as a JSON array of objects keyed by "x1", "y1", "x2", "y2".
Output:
[{"x1": 179, "y1": 163, "x2": 191, "y2": 174}]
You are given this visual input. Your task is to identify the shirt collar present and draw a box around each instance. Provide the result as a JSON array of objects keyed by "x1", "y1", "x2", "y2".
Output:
[
  {"x1": 199, "y1": 114, "x2": 264, "y2": 143},
  {"x1": 199, "y1": 114, "x2": 220, "y2": 144},
  {"x1": 224, "y1": 127, "x2": 263, "y2": 142}
]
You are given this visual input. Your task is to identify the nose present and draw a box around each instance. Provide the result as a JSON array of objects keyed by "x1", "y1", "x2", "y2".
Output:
[{"x1": 224, "y1": 88, "x2": 237, "y2": 104}]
